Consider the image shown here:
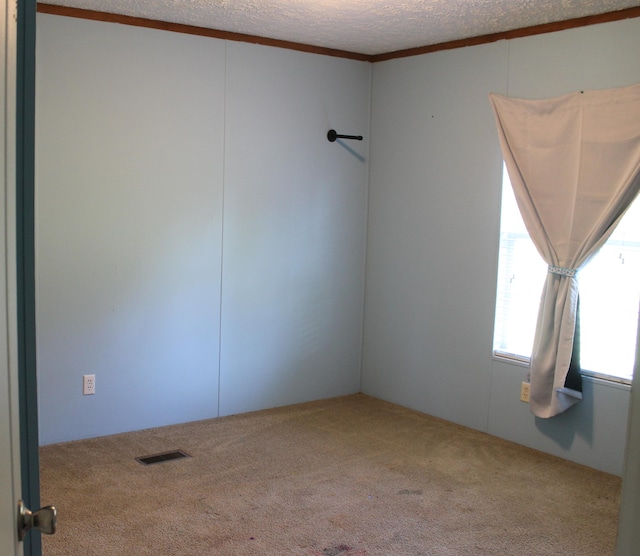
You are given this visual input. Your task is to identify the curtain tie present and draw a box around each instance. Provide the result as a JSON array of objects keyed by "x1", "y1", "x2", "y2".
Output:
[{"x1": 548, "y1": 265, "x2": 577, "y2": 277}]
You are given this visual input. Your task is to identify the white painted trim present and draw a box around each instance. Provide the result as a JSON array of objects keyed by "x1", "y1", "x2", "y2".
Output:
[
  {"x1": 493, "y1": 350, "x2": 633, "y2": 387},
  {"x1": 492, "y1": 350, "x2": 530, "y2": 368},
  {"x1": 1, "y1": 0, "x2": 23, "y2": 552}
]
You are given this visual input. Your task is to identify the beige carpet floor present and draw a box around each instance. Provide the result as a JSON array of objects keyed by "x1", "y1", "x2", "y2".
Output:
[{"x1": 40, "y1": 394, "x2": 621, "y2": 555}]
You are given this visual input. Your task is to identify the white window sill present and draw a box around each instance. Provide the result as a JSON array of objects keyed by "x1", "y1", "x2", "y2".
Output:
[{"x1": 492, "y1": 350, "x2": 632, "y2": 389}]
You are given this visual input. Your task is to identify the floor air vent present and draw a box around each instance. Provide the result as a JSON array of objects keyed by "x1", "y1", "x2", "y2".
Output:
[{"x1": 135, "y1": 450, "x2": 191, "y2": 466}]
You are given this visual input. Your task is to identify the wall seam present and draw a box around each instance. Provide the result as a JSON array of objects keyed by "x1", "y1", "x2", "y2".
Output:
[
  {"x1": 485, "y1": 38, "x2": 512, "y2": 435},
  {"x1": 216, "y1": 40, "x2": 228, "y2": 419},
  {"x1": 357, "y1": 61, "x2": 374, "y2": 394}
]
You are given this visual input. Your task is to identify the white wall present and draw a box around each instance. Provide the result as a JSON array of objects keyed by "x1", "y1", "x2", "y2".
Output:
[
  {"x1": 363, "y1": 17, "x2": 640, "y2": 475},
  {"x1": 363, "y1": 41, "x2": 506, "y2": 428},
  {"x1": 35, "y1": 15, "x2": 370, "y2": 444},
  {"x1": 36, "y1": 16, "x2": 226, "y2": 444},
  {"x1": 616, "y1": 316, "x2": 640, "y2": 554},
  {"x1": 220, "y1": 43, "x2": 369, "y2": 415},
  {"x1": 35, "y1": 10, "x2": 640, "y2": 475}
]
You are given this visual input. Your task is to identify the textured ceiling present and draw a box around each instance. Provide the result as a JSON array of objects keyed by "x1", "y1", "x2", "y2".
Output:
[{"x1": 43, "y1": 0, "x2": 640, "y2": 55}]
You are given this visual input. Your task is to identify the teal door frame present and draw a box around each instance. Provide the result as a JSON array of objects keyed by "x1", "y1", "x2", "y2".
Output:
[{"x1": 17, "y1": 0, "x2": 40, "y2": 554}]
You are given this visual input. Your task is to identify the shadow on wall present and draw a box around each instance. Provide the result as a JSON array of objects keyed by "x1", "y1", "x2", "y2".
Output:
[
  {"x1": 334, "y1": 139, "x2": 367, "y2": 162},
  {"x1": 535, "y1": 379, "x2": 594, "y2": 450}
]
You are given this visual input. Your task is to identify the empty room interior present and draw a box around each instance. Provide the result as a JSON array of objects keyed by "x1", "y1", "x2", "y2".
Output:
[{"x1": 30, "y1": 1, "x2": 640, "y2": 554}]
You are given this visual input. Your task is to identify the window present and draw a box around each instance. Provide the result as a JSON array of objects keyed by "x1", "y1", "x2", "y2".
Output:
[{"x1": 493, "y1": 166, "x2": 640, "y2": 383}]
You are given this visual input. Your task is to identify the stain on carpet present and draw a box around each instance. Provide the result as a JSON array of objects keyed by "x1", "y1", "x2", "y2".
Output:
[
  {"x1": 310, "y1": 543, "x2": 367, "y2": 556},
  {"x1": 397, "y1": 489, "x2": 423, "y2": 495}
]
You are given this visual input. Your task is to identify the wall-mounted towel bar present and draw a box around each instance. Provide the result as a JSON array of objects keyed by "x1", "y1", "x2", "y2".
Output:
[{"x1": 327, "y1": 129, "x2": 363, "y2": 142}]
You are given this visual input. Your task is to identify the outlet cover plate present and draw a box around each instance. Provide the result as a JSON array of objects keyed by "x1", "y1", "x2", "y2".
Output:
[{"x1": 83, "y1": 374, "x2": 95, "y2": 395}]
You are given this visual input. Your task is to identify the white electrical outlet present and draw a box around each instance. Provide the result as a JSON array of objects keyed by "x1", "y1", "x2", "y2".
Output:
[
  {"x1": 520, "y1": 381, "x2": 530, "y2": 403},
  {"x1": 83, "y1": 374, "x2": 96, "y2": 395}
]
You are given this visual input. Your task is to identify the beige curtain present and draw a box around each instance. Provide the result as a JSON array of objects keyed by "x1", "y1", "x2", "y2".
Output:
[{"x1": 489, "y1": 83, "x2": 640, "y2": 418}]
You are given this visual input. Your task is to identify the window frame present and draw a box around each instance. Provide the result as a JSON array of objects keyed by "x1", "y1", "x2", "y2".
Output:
[{"x1": 492, "y1": 167, "x2": 638, "y2": 387}]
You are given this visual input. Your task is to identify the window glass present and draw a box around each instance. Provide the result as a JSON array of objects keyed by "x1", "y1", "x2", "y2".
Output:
[{"x1": 493, "y1": 166, "x2": 639, "y2": 382}]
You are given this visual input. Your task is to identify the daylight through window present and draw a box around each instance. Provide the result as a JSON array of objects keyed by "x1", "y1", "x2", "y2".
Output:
[{"x1": 493, "y1": 166, "x2": 640, "y2": 383}]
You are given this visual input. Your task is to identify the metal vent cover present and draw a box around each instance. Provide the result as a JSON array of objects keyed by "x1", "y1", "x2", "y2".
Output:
[{"x1": 135, "y1": 450, "x2": 191, "y2": 466}]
